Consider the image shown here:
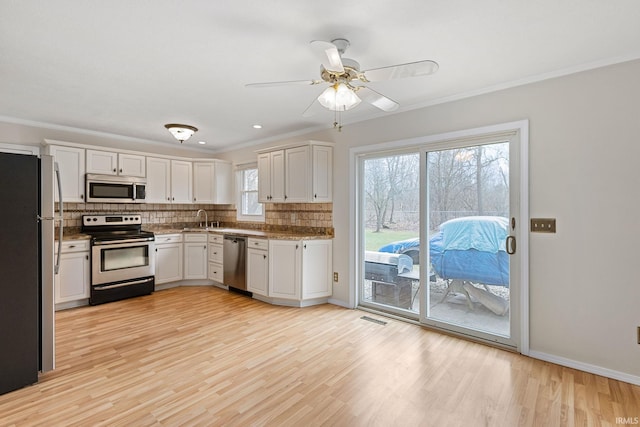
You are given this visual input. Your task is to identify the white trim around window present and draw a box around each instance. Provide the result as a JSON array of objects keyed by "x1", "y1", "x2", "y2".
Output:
[{"x1": 236, "y1": 163, "x2": 265, "y2": 222}]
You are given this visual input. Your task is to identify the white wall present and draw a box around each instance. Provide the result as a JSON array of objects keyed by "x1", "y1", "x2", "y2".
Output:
[
  {"x1": 218, "y1": 59, "x2": 640, "y2": 381},
  {"x1": 2, "y1": 59, "x2": 639, "y2": 381}
]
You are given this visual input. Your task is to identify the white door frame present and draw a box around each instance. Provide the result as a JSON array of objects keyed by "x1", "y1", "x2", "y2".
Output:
[{"x1": 349, "y1": 120, "x2": 529, "y2": 354}]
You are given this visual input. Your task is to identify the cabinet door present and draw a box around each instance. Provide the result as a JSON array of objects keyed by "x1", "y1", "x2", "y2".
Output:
[
  {"x1": 193, "y1": 162, "x2": 215, "y2": 203},
  {"x1": 270, "y1": 150, "x2": 286, "y2": 202},
  {"x1": 302, "y1": 240, "x2": 332, "y2": 299},
  {"x1": 247, "y1": 248, "x2": 268, "y2": 296},
  {"x1": 171, "y1": 160, "x2": 193, "y2": 204},
  {"x1": 285, "y1": 146, "x2": 311, "y2": 202},
  {"x1": 213, "y1": 161, "x2": 233, "y2": 204},
  {"x1": 268, "y1": 240, "x2": 300, "y2": 299},
  {"x1": 49, "y1": 145, "x2": 85, "y2": 202},
  {"x1": 55, "y1": 251, "x2": 90, "y2": 304},
  {"x1": 119, "y1": 153, "x2": 146, "y2": 177},
  {"x1": 184, "y1": 242, "x2": 208, "y2": 279},
  {"x1": 146, "y1": 157, "x2": 171, "y2": 203},
  {"x1": 86, "y1": 150, "x2": 118, "y2": 175},
  {"x1": 312, "y1": 145, "x2": 333, "y2": 202},
  {"x1": 155, "y1": 243, "x2": 183, "y2": 284},
  {"x1": 257, "y1": 153, "x2": 272, "y2": 203}
]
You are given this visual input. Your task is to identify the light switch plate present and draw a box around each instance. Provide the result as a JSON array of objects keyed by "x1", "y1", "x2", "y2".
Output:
[{"x1": 531, "y1": 218, "x2": 556, "y2": 233}]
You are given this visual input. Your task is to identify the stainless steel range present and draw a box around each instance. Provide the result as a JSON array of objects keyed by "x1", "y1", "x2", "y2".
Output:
[{"x1": 82, "y1": 214, "x2": 155, "y2": 305}]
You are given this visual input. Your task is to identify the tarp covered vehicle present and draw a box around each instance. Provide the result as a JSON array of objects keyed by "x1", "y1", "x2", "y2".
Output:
[{"x1": 378, "y1": 216, "x2": 509, "y2": 287}]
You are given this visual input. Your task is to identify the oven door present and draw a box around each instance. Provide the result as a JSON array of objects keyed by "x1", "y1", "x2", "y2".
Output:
[{"x1": 91, "y1": 239, "x2": 155, "y2": 285}]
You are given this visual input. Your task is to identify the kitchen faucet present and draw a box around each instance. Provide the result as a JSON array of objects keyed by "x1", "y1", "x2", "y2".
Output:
[{"x1": 195, "y1": 209, "x2": 208, "y2": 229}]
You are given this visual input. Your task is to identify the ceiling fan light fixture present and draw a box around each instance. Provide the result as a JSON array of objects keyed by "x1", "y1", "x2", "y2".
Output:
[
  {"x1": 164, "y1": 123, "x2": 198, "y2": 143},
  {"x1": 317, "y1": 83, "x2": 361, "y2": 111}
]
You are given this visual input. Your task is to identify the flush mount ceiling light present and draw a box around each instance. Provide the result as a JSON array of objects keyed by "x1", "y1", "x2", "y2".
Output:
[{"x1": 164, "y1": 123, "x2": 198, "y2": 143}]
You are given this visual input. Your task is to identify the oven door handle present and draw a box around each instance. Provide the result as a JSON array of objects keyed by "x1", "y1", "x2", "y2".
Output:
[
  {"x1": 93, "y1": 277, "x2": 154, "y2": 291},
  {"x1": 93, "y1": 237, "x2": 155, "y2": 246}
]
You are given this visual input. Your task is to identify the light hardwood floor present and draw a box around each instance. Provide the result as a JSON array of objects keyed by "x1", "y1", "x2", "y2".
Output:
[{"x1": 1, "y1": 287, "x2": 638, "y2": 426}]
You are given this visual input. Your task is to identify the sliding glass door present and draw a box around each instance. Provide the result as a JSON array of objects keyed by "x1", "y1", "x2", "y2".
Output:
[{"x1": 357, "y1": 126, "x2": 524, "y2": 348}]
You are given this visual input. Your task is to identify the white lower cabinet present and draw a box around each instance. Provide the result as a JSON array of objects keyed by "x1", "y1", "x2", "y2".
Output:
[
  {"x1": 267, "y1": 239, "x2": 332, "y2": 305},
  {"x1": 154, "y1": 234, "x2": 183, "y2": 285},
  {"x1": 208, "y1": 234, "x2": 224, "y2": 283},
  {"x1": 54, "y1": 240, "x2": 90, "y2": 309},
  {"x1": 247, "y1": 238, "x2": 268, "y2": 296},
  {"x1": 301, "y1": 239, "x2": 333, "y2": 299},
  {"x1": 183, "y1": 233, "x2": 208, "y2": 280}
]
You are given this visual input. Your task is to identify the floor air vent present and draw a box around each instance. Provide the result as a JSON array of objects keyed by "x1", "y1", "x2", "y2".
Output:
[{"x1": 360, "y1": 316, "x2": 387, "y2": 325}]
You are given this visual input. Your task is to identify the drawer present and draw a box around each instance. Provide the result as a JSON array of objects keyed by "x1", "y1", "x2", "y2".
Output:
[
  {"x1": 155, "y1": 234, "x2": 183, "y2": 244},
  {"x1": 208, "y1": 234, "x2": 223, "y2": 244},
  {"x1": 184, "y1": 233, "x2": 207, "y2": 242},
  {"x1": 208, "y1": 262, "x2": 223, "y2": 282},
  {"x1": 209, "y1": 243, "x2": 223, "y2": 264},
  {"x1": 248, "y1": 238, "x2": 268, "y2": 251},
  {"x1": 57, "y1": 239, "x2": 90, "y2": 253}
]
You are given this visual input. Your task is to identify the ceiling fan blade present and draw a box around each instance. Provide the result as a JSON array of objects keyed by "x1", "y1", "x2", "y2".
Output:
[
  {"x1": 245, "y1": 79, "x2": 322, "y2": 88},
  {"x1": 360, "y1": 60, "x2": 439, "y2": 82},
  {"x1": 310, "y1": 40, "x2": 344, "y2": 73},
  {"x1": 356, "y1": 86, "x2": 399, "y2": 112}
]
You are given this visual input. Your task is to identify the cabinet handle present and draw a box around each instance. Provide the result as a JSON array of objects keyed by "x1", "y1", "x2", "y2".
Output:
[
  {"x1": 295, "y1": 244, "x2": 299, "y2": 249},
  {"x1": 284, "y1": 195, "x2": 288, "y2": 200},
  {"x1": 86, "y1": 255, "x2": 89, "y2": 260},
  {"x1": 167, "y1": 197, "x2": 171, "y2": 201},
  {"x1": 303, "y1": 244, "x2": 307, "y2": 249},
  {"x1": 119, "y1": 168, "x2": 122, "y2": 173},
  {"x1": 263, "y1": 254, "x2": 266, "y2": 259},
  {"x1": 193, "y1": 198, "x2": 196, "y2": 202},
  {"x1": 113, "y1": 168, "x2": 116, "y2": 172},
  {"x1": 204, "y1": 246, "x2": 207, "y2": 250},
  {"x1": 213, "y1": 252, "x2": 217, "y2": 255},
  {"x1": 172, "y1": 197, "x2": 175, "y2": 201},
  {"x1": 68, "y1": 245, "x2": 76, "y2": 249},
  {"x1": 155, "y1": 248, "x2": 158, "y2": 252},
  {"x1": 80, "y1": 194, "x2": 84, "y2": 199}
]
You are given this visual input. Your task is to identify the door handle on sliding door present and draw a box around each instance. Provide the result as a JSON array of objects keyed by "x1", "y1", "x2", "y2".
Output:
[{"x1": 506, "y1": 235, "x2": 516, "y2": 255}]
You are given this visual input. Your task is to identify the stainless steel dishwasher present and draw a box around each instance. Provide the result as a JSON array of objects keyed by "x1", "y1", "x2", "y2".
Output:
[{"x1": 223, "y1": 235, "x2": 247, "y2": 292}]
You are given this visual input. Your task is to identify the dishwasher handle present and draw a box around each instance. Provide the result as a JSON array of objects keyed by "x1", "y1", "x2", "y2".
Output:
[{"x1": 224, "y1": 235, "x2": 246, "y2": 243}]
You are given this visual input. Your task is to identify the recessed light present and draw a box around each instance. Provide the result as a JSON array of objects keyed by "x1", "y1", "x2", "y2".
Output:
[
  {"x1": 198, "y1": 141, "x2": 206, "y2": 145},
  {"x1": 252, "y1": 124, "x2": 263, "y2": 129}
]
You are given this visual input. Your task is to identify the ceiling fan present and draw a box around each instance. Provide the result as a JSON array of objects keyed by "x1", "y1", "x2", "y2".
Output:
[{"x1": 246, "y1": 38, "x2": 439, "y2": 128}]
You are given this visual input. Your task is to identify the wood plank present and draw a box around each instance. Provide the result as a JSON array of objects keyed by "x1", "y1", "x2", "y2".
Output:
[{"x1": 0, "y1": 287, "x2": 637, "y2": 425}]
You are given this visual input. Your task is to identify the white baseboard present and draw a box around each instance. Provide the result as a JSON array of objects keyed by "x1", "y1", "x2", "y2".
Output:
[
  {"x1": 328, "y1": 298, "x2": 353, "y2": 309},
  {"x1": 529, "y1": 350, "x2": 640, "y2": 386}
]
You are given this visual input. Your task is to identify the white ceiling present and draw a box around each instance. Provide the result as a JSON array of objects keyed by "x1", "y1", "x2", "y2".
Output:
[{"x1": 1, "y1": 1, "x2": 640, "y2": 152}]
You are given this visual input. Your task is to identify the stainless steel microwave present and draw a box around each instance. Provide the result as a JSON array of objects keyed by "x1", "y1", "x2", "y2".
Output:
[{"x1": 86, "y1": 174, "x2": 146, "y2": 203}]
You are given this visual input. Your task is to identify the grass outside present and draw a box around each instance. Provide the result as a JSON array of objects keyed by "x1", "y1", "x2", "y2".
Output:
[{"x1": 364, "y1": 229, "x2": 418, "y2": 252}]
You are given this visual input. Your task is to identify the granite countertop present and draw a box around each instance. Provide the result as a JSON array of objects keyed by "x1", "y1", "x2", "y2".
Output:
[
  {"x1": 148, "y1": 226, "x2": 332, "y2": 240},
  {"x1": 61, "y1": 226, "x2": 332, "y2": 241}
]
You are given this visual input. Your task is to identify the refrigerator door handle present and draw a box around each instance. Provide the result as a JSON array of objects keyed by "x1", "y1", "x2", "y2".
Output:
[{"x1": 54, "y1": 162, "x2": 63, "y2": 274}]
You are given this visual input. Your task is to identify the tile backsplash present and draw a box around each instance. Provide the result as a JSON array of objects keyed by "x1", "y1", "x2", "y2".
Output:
[{"x1": 60, "y1": 202, "x2": 333, "y2": 236}]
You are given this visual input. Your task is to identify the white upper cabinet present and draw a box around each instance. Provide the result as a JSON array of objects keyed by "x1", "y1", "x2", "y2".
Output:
[
  {"x1": 257, "y1": 142, "x2": 333, "y2": 203},
  {"x1": 311, "y1": 145, "x2": 333, "y2": 202},
  {"x1": 285, "y1": 146, "x2": 311, "y2": 203},
  {"x1": 146, "y1": 157, "x2": 171, "y2": 203},
  {"x1": 258, "y1": 150, "x2": 285, "y2": 203},
  {"x1": 146, "y1": 157, "x2": 192, "y2": 204},
  {"x1": 86, "y1": 150, "x2": 146, "y2": 177},
  {"x1": 193, "y1": 160, "x2": 233, "y2": 204},
  {"x1": 170, "y1": 160, "x2": 192, "y2": 204},
  {"x1": 47, "y1": 145, "x2": 85, "y2": 202}
]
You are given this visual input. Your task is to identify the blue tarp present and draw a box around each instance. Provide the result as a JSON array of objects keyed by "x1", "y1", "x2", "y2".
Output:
[{"x1": 429, "y1": 217, "x2": 510, "y2": 287}]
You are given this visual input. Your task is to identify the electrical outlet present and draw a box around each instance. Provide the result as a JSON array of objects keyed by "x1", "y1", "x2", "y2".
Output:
[
  {"x1": 531, "y1": 218, "x2": 556, "y2": 233},
  {"x1": 333, "y1": 272, "x2": 339, "y2": 282}
]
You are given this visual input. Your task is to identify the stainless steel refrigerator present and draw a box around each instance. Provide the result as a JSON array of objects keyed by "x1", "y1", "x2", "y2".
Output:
[{"x1": 0, "y1": 152, "x2": 59, "y2": 395}]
